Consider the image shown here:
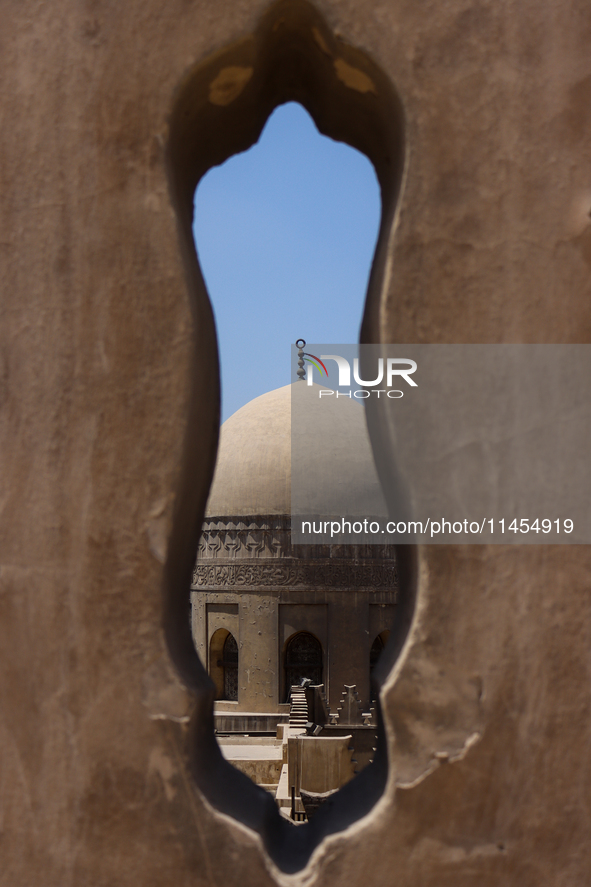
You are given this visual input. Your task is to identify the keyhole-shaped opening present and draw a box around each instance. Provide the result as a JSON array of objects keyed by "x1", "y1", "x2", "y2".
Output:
[{"x1": 165, "y1": 0, "x2": 416, "y2": 873}]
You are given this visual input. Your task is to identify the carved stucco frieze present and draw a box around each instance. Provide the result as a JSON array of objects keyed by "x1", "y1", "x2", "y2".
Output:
[
  {"x1": 194, "y1": 516, "x2": 398, "y2": 591},
  {"x1": 197, "y1": 517, "x2": 293, "y2": 559},
  {"x1": 192, "y1": 561, "x2": 398, "y2": 591},
  {"x1": 197, "y1": 516, "x2": 397, "y2": 563}
]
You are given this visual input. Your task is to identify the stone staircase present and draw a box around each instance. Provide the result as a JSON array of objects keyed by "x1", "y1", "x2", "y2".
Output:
[{"x1": 288, "y1": 685, "x2": 309, "y2": 730}]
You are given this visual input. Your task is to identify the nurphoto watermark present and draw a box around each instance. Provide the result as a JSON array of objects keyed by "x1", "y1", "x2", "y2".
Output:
[{"x1": 291, "y1": 344, "x2": 591, "y2": 544}]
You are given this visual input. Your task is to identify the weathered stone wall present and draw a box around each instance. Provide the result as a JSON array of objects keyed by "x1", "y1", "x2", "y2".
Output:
[{"x1": 1, "y1": 0, "x2": 590, "y2": 885}]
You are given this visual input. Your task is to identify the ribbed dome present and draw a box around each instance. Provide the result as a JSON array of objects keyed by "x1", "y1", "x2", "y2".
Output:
[{"x1": 205, "y1": 383, "x2": 386, "y2": 518}]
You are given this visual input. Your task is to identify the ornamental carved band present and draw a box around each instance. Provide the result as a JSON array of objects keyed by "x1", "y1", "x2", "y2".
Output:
[
  {"x1": 197, "y1": 516, "x2": 398, "y2": 562},
  {"x1": 191, "y1": 561, "x2": 398, "y2": 590}
]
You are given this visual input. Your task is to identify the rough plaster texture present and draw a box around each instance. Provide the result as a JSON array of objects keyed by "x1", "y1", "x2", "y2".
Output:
[{"x1": 1, "y1": 0, "x2": 591, "y2": 885}]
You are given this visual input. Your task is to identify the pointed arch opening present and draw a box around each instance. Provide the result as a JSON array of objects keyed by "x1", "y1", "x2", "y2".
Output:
[
  {"x1": 210, "y1": 628, "x2": 239, "y2": 701},
  {"x1": 370, "y1": 630, "x2": 391, "y2": 701},
  {"x1": 285, "y1": 631, "x2": 323, "y2": 698}
]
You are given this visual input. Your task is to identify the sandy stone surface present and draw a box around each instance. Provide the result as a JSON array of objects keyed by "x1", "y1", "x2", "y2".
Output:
[{"x1": 1, "y1": 0, "x2": 591, "y2": 884}]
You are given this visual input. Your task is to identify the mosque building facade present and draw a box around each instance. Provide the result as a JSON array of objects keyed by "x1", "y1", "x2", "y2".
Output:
[{"x1": 190, "y1": 382, "x2": 398, "y2": 736}]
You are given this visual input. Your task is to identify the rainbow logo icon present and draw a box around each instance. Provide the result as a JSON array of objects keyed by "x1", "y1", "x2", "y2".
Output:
[{"x1": 303, "y1": 352, "x2": 328, "y2": 377}]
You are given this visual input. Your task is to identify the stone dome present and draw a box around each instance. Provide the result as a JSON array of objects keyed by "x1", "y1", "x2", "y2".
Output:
[{"x1": 205, "y1": 382, "x2": 387, "y2": 518}]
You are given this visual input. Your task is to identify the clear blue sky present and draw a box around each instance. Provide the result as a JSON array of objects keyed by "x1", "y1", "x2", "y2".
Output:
[{"x1": 193, "y1": 102, "x2": 381, "y2": 423}]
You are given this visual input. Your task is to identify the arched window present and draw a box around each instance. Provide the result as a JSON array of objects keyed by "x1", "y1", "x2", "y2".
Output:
[
  {"x1": 209, "y1": 629, "x2": 239, "y2": 701},
  {"x1": 369, "y1": 634, "x2": 385, "y2": 671},
  {"x1": 221, "y1": 633, "x2": 238, "y2": 701},
  {"x1": 285, "y1": 632, "x2": 322, "y2": 698},
  {"x1": 369, "y1": 630, "x2": 390, "y2": 700}
]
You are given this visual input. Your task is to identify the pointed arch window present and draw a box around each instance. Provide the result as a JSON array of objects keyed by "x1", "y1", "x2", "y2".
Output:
[
  {"x1": 370, "y1": 633, "x2": 385, "y2": 672},
  {"x1": 285, "y1": 631, "x2": 322, "y2": 697},
  {"x1": 221, "y1": 632, "x2": 238, "y2": 701},
  {"x1": 369, "y1": 630, "x2": 390, "y2": 701}
]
